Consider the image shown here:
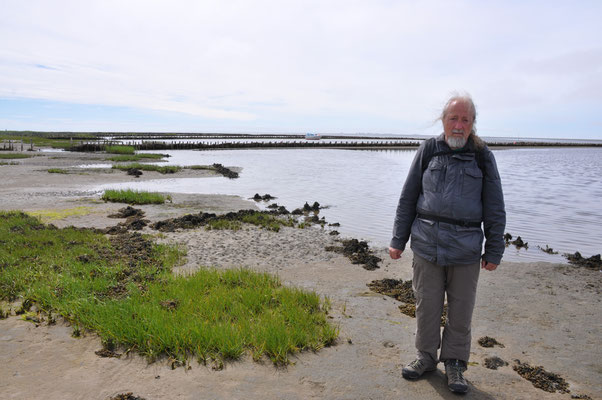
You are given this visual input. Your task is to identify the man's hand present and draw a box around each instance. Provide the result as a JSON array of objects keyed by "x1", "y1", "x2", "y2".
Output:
[
  {"x1": 481, "y1": 259, "x2": 498, "y2": 271},
  {"x1": 389, "y1": 247, "x2": 403, "y2": 259}
]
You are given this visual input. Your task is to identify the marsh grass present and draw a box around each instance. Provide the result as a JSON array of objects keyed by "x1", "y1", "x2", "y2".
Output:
[
  {"x1": 112, "y1": 163, "x2": 181, "y2": 174},
  {"x1": 105, "y1": 145, "x2": 135, "y2": 155},
  {"x1": 206, "y1": 219, "x2": 243, "y2": 231},
  {"x1": 108, "y1": 153, "x2": 167, "y2": 162},
  {"x1": 0, "y1": 211, "x2": 338, "y2": 365},
  {"x1": 47, "y1": 168, "x2": 70, "y2": 174},
  {"x1": 240, "y1": 213, "x2": 295, "y2": 232},
  {"x1": 0, "y1": 153, "x2": 32, "y2": 159},
  {"x1": 102, "y1": 189, "x2": 171, "y2": 204}
]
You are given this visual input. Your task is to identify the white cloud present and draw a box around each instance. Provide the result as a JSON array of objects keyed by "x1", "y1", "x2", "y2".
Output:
[{"x1": 0, "y1": 0, "x2": 601, "y2": 137}]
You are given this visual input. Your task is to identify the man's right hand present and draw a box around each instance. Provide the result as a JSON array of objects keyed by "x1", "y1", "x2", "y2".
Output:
[{"x1": 389, "y1": 247, "x2": 403, "y2": 259}]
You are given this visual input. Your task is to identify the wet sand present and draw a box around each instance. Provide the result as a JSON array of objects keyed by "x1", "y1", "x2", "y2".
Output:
[{"x1": 1, "y1": 149, "x2": 600, "y2": 400}]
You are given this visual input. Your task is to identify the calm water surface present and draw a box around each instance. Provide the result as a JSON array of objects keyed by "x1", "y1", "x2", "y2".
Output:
[{"x1": 96, "y1": 147, "x2": 602, "y2": 263}]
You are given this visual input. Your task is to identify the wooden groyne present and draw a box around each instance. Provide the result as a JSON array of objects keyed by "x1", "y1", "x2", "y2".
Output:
[
  {"x1": 67, "y1": 140, "x2": 422, "y2": 152},
  {"x1": 66, "y1": 139, "x2": 602, "y2": 152}
]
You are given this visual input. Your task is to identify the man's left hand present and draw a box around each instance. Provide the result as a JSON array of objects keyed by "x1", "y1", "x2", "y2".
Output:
[{"x1": 481, "y1": 259, "x2": 498, "y2": 271}]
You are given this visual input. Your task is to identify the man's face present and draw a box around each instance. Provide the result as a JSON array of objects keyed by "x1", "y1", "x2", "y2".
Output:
[{"x1": 443, "y1": 100, "x2": 474, "y2": 149}]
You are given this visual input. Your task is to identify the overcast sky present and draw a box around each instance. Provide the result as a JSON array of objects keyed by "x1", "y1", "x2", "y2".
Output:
[{"x1": 1, "y1": 0, "x2": 601, "y2": 139}]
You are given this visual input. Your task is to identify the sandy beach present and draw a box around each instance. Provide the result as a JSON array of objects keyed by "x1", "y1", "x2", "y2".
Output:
[{"x1": 0, "y1": 149, "x2": 600, "y2": 400}]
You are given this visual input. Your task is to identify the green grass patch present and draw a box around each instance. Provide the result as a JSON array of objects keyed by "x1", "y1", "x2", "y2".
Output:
[
  {"x1": 112, "y1": 163, "x2": 181, "y2": 174},
  {"x1": 0, "y1": 161, "x2": 19, "y2": 166},
  {"x1": 105, "y1": 145, "x2": 135, "y2": 155},
  {"x1": 0, "y1": 153, "x2": 32, "y2": 159},
  {"x1": 0, "y1": 211, "x2": 338, "y2": 365},
  {"x1": 206, "y1": 219, "x2": 243, "y2": 231},
  {"x1": 107, "y1": 153, "x2": 167, "y2": 162},
  {"x1": 47, "y1": 168, "x2": 70, "y2": 174},
  {"x1": 102, "y1": 189, "x2": 171, "y2": 205},
  {"x1": 240, "y1": 212, "x2": 295, "y2": 232}
]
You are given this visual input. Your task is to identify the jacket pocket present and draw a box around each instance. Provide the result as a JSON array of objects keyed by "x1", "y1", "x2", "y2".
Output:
[
  {"x1": 410, "y1": 218, "x2": 437, "y2": 255},
  {"x1": 423, "y1": 159, "x2": 445, "y2": 193},
  {"x1": 462, "y1": 167, "x2": 483, "y2": 198},
  {"x1": 448, "y1": 226, "x2": 483, "y2": 262}
]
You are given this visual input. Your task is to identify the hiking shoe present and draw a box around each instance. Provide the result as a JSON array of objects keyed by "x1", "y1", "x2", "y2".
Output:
[
  {"x1": 445, "y1": 359, "x2": 469, "y2": 393},
  {"x1": 402, "y1": 358, "x2": 437, "y2": 380}
]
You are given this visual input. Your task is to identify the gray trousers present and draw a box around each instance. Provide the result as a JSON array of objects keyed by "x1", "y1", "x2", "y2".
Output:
[{"x1": 412, "y1": 254, "x2": 480, "y2": 364}]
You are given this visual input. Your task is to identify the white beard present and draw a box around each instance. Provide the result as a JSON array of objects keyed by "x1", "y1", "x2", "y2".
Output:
[{"x1": 446, "y1": 136, "x2": 467, "y2": 149}]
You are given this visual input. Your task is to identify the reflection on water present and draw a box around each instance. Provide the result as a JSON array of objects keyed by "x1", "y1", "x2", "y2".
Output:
[{"x1": 96, "y1": 147, "x2": 602, "y2": 264}]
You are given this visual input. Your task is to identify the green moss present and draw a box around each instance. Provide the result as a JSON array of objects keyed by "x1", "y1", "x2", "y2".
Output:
[{"x1": 27, "y1": 207, "x2": 94, "y2": 222}]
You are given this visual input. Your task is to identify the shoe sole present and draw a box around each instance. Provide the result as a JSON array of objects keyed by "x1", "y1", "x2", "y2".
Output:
[
  {"x1": 402, "y1": 367, "x2": 436, "y2": 380},
  {"x1": 448, "y1": 384, "x2": 469, "y2": 393}
]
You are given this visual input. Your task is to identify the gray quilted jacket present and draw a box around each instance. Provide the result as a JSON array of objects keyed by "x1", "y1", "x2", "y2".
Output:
[{"x1": 390, "y1": 134, "x2": 506, "y2": 266}]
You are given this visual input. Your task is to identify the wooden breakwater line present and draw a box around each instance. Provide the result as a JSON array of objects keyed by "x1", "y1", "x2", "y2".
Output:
[
  {"x1": 66, "y1": 139, "x2": 602, "y2": 152},
  {"x1": 1, "y1": 140, "x2": 35, "y2": 151},
  {"x1": 68, "y1": 140, "x2": 422, "y2": 152}
]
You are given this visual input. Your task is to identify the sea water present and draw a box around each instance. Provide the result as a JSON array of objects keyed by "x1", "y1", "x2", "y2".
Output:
[{"x1": 96, "y1": 147, "x2": 602, "y2": 264}]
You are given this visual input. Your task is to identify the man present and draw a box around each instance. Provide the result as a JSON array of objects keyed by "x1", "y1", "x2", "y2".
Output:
[{"x1": 389, "y1": 93, "x2": 505, "y2": 393}]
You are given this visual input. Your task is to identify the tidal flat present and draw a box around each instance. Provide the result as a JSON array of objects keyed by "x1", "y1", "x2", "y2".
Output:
[{"x1": 0, "y1": 148, "x2": 600, "y2": 400}]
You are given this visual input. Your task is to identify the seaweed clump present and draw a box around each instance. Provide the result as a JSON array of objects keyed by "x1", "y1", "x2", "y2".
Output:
[
  {"x1": 104, "y1": 207, "x2": 149, "y2": 232},
  {"x1": 477, "y1": 336, "x2": 505, "y2": 348},
  {"x1": 252, "y1": 193, "x2": 276, "y2": 201},
  {"x1": 513, "y1": 359, "x2": 570, "y2": 394},
  {"x1": 537, "y1": 244, "x2": 558, "y2": 254},
  {"x1": 563, "y1": 252, "x2": 601, "y2": 269},
  {"x1": 109, "y1": 394, "x2": 146, "y2": 400},
  {"x1": 152, "y1": 212, "x2": 217, "y2": 231},
  {"x1": 325, "y1": 239, "x2": 381, "y2": 270},
  {"x1": 484, "y1": 356, "x2": 508, "y2": 370},
  {"x1": 367, "y1": 278, "x2": 414, "y2": 303},
  {"x1": 126, "y1": 168, "x2": 142, "y2": 177},
  {"x1": 367, "y1": 278, "x2": 447, "y2": 325},
  {"x1": 212, "y1": 163, "x2": 238, "y2": 179},
  {"x1": 95, "y1": 349, "x2": 122, "y2": 358},
  {"x1": 108, "y1": 206, "x2": 145, "y2": 219},
  {"x1": 151, "y1": 209, "x2": 293, "y2": 232},
  {"x1": 504, "y1": 233, "x2": 528, "y2": 249}
]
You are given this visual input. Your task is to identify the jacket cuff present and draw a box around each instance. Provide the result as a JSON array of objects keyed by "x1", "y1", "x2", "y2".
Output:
[
  {"x1": 389, "y1": 239, "x2": 406, "y2": 251},
  {"x1": 483, "y1": 253, "x2": 502, "y2": 265}
]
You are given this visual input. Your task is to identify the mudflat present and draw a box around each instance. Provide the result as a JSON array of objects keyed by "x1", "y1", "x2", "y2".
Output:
[{"x1": 1, "y1": 149, "x2": 600, "y2": 400}]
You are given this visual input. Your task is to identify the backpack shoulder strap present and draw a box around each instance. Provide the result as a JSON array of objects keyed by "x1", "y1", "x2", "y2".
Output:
[
  {"x1": 420, "y1": 138, "x2": 439, "y2": 172},
  {"x1": 420, "y1": 137, "x2": 486, "y2": 173},
  {"x1": 476, "y1": 148, "x2": 486, "y2": 172}
]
